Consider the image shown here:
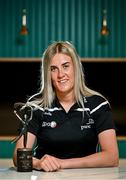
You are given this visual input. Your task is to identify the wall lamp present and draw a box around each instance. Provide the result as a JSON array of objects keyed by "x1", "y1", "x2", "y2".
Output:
[
  {"x1": 101, "y1": 9, "x2": 109, "y2": 36},
  {"x1": 20, "y1": 9, "x2": 28, "y2": 35}
]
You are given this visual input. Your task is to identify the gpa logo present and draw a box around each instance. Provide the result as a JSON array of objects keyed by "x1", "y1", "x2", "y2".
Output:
[{"x1": 42, "y1": 121, "x2": 57, "y2": 128}]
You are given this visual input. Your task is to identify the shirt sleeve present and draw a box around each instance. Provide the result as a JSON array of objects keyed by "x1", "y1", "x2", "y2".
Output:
[{"x1": 90, "y1": 95, "x2": 115, "y2": 135}]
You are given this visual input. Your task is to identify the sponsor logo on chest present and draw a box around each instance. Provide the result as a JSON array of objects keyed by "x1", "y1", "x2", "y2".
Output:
[
  {"x1": 42, "y1": 121, "x2": 57, "y2": 128},
  {"x1": 80, "y1": 118, "x2": 94, "y2": 130}
]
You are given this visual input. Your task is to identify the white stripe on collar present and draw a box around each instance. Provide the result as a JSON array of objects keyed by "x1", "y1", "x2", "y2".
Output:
[
  {"x1": 45, "y1": 107, "x2": 62, "y2": 112},
  {"x1": 27, "y1": 103, "x2": 62, "y2": 112},
  {"x1": 75, "y1": 108, "x2": 90, "y2": 112}
]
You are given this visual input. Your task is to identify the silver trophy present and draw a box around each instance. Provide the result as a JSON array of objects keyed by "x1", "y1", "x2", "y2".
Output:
[{"x1": 12, "y1": 102, "x2": 33, "y2": 172}]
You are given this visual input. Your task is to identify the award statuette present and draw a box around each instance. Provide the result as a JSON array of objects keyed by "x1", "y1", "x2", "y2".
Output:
[{"x1": 12, "y1": 103, "x2": 33, "y2": 172}]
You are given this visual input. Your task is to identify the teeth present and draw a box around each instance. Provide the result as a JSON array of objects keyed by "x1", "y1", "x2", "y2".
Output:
[{"x1": 59, "y1": 80, "x2": 67, "y2": 83}]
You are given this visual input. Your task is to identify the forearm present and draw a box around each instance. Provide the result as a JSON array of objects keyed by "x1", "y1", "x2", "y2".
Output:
[
  {"x1": 13, "y1": 150, "x2": 17, "y2": 167},
  {"x1": 32, "y1": 157, "x2": 41, "y2": 170},
  {"x1": 13, "y1": 133, "x2": 36, "y2": 167},
  {"x1": 13, "y1": 154, "x2": 40, "y2": 170},
  {"x1": 60, "y1": 151, "x2": 119, "y2": 169}
]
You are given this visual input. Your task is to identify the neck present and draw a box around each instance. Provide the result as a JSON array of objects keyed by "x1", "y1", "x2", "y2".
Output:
[
  {"x1": 57, "y1": 91, "x2": 75, "y2": 102},
  {"x1": 56, "y1": 91, "x2": 76, "y2": 112}
]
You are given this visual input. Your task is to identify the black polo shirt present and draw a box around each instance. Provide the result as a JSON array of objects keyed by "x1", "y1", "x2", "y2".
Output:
[{"x1": 27, "y1": 95, "x2": 115, "y2": 159}]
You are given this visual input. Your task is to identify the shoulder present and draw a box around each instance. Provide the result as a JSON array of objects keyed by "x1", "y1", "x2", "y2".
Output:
[
  {"x1": 86, "y1": 95, "x2": 108, "y2": 105},
  {"x1": 28, "y1": 104, "x2": 44, "y2": 119},
  {"x1": 85, "y1": 95, "x2": 110, "y2": 114}
]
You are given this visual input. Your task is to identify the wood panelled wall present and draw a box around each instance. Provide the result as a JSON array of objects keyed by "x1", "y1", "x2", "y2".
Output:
[{"x1": 0, "y1": 0, "x2": 126, "y2": 58}]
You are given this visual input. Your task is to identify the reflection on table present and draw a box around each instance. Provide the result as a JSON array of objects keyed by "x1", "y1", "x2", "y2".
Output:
[{"x1": 0, "y1": 159, "x2": 126, "y2": 179}]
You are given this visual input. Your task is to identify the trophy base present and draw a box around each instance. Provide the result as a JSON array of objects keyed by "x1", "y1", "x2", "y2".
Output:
[{"x1": 17, "y1": 148, "x2": 32, "y2": 172}]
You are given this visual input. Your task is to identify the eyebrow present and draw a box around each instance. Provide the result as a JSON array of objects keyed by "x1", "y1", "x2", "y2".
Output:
[
  {"x1": 62, "y1": 62, "x2": 70, "y2": 66},
  {"x1": 50, "y1": 61, "x2": 70, "y2": 67}
]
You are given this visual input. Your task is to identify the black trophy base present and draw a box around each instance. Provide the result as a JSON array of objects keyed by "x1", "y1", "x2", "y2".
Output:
[{"x1": 17, "y1": 148, "x2": 32, "y2": 172}]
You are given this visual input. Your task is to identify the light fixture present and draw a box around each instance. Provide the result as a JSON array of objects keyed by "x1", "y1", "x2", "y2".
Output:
[
  {"x1": 20, "y1": 9, "x2": 28, "y2": 35},
  {"x1": 101, "y1": 9, "x2": 109, "y2": 36}
]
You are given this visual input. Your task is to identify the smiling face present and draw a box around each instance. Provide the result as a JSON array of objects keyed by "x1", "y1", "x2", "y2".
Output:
[{"x1": 50, "y1": 53, "x2": 75, "y2": 97}]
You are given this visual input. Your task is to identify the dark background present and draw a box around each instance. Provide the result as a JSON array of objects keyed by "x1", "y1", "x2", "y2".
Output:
[{"x1": 0, "y1": 62, "x2": 125, "y2": 136}]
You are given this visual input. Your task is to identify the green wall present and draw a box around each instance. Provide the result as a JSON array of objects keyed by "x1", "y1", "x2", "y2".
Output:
[
  {"x1": 0, "y1": 139, "x2": 125, "y2": 158},
  {"x1": 0, "y1": 0, "x2": 126, "y2": 58}
]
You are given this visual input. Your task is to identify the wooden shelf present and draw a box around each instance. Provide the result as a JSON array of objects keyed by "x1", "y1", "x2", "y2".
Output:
[
  {"x1": 81, "y1": 58, "x2": 126, "y2": 63},
  {"x1": 0, "y1": 58, "x2": 126, "y2": 63},
  {"x1": 0, "y1": 135, "x2": 126, "y2": 141},
  {"x1": 0, "y1": 136, "x2": 16, "y2": 141},
  {"x1": 0, "y1": 58, "x2": 40, "y2": 63}
]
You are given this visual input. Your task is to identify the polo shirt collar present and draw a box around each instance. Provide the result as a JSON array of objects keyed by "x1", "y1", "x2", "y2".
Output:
[{"x1": 52, "y1": 97, "x2": 82, "y2": 111}]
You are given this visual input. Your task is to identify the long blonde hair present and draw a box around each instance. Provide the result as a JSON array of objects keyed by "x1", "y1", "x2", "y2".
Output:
[{"x1": 28, "y1": 41, "x2": 102, "y2": 108}]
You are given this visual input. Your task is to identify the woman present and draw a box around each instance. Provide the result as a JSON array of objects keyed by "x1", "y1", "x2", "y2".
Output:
[{"x1": 13, "y1": 41, "x2": 119, "y2": 172}]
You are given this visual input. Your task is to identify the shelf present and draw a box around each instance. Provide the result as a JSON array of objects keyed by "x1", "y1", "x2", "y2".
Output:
[{"x1": 0, "y1": 58, "x2": 126, "y2": 63}]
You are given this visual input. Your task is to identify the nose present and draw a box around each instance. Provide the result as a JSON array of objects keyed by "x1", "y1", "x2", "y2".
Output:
[{"x1": 58, "y1": 68, "x2": 65, "y2": 78}]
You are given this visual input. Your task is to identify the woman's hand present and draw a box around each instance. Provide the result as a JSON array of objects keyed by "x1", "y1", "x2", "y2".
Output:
[{"x1": 33, "y1": 154, "x2": 61, "y2": 172}]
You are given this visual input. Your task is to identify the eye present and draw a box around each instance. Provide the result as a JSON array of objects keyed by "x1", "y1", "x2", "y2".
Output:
[
  {"x1": 63, "y1": 64, "x2": 69, "y2": 69},
  {"x1": 50, "y1": 66, "x2": 57, "y2": 72}
]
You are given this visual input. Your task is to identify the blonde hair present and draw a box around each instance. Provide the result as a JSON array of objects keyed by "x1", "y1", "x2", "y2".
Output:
[{"x1": 28, "y1": 41, "x2": 103, "y2": 108}]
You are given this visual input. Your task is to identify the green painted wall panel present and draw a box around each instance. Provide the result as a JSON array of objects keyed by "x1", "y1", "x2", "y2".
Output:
[
  {"x1": 0, "y1": 141, "x2": 15, "y2": 158},
  {"x1": 0, "y1": 0, "x2": 126, "y2": 57},
  {"x1": 0, "y1": 139, "x2": 125, "y2": 158},
  {"x1": 118, "y1": 140, "x2": 126, "y2": 159}
]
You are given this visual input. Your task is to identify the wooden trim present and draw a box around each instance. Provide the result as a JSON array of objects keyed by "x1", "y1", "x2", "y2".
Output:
[
  {"x1": 0, "y1": 136, "x2": 16, "y2": 141},
  {"x1": 0, "y1": 135, "x2": 126, "y2": 141},
  {"x1": 81, "y1": 58, "x2": 126, "y2": 62},
  {"x1": 0, "y1": 57, "x2": 126, "y2": 62},
  {"x1": 0, "y1": 58, "x2": 40, "y2": 62},
  {"x1": 117, "y1": 136, "x2": 126, "y2": 140}
]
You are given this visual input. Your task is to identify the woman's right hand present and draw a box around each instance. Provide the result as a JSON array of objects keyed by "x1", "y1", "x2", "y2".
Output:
[{"x1": 33, "y1": 155, "x2": 61, "y2": 172}]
